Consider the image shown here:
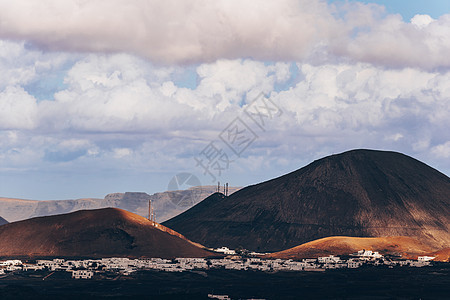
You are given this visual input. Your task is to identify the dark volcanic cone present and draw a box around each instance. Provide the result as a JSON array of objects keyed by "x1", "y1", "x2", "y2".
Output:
[
  {"x1": 0, "y1": 216, "x2": 8, "y2": 226},
  {"x1": 164, "y1": 149, "x2": 450, "y2": 252},
  {"x1": 0, "y1": 208, "x2": 215, "y2": 258}
]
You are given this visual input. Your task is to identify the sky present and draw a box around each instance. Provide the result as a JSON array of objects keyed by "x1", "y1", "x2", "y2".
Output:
[{"x1": 0, "y1": 0, "x2": 449, "y2": 200}]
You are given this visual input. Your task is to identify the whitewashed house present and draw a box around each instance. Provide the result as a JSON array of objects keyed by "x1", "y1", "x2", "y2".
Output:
[
  {"x1": 318, "y1": 255, "x2": 342, "y2": 264},
  {"x1": 418, "y1": 256, "x2": 435, "y2": 262},
  {"x1": 72, "y1": 270, "x2": 94, "y2": 279},
  {"x1": 214, "y1": 247, "x2": 236, "y2": 255},
  {"x1": 347, "y1": 259, "x2": 363, "y2": 268},
  {"x1": 208, "y1": 294, "x2": 231, "y2": 300},
  {"x1": 356, "y1": 250, "x2": 383, "y2": 259},
  {"x1": 0, "y1": 260, "x2": 22, "y2": 266}
]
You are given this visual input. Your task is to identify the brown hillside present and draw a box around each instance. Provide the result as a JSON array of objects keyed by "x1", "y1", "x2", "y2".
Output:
[
  {"x1": 0, "y1": 208, "x2": 215, "y2": 259},
  {"x1": 432, "y1": 248, "x2": 450, "y2": 262},
  {"x1": 268, "y1": 236, "x2": 440, "y2": 260}
]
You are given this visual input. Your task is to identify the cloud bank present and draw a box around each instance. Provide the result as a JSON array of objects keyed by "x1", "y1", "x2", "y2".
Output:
[
  {"x1": 1, "y1": 41, "x2": 449, "y2": 189},
  {"x1": 0, "y1": 0, "x2": 449, "y2": 69}
]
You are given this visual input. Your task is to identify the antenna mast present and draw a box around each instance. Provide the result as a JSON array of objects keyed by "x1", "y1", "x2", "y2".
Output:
[
  {"x1": 149, "y1": 200, "x2": 156, "y2": 226},
  {"x1": 147, "y1": 200, "x2": 152, "y2": 221}
]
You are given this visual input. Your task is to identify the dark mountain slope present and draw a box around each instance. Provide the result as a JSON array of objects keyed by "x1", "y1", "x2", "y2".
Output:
[
  {"x1": 164, "y1": 149, "x2": 450, "y2": 252},
  {"x1": 0, "y1": 208, "x2": 215, "y2": 258},
  {"x1": 0, "y1": 216, "x2": 8, "y2": 226}
]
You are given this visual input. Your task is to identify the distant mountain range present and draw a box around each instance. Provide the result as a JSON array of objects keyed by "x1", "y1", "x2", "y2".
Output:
[
  {"x1": 164, "y1": 149, "x2": 450, "y2": 252},
  {"x1": 0, "y1": 216, "x2": 8, "y2": 226},
  {"x1": 0, "y1": 208, "x2": 216, "y2": 259},
  {"x1": 0, "y1": 186, "x2": 240, "y2": 223}
]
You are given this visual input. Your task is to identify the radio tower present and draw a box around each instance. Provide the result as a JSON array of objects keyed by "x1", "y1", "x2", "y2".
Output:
[
  {"x1": 147, "y1": 200, "x2": 152, "y2": 221},
  {"x1": 148, "y1": 200, "x2": 155, "y2": 226},
  {"x1": 226, "y1": 183, "x2": 229, "y2": 196}
]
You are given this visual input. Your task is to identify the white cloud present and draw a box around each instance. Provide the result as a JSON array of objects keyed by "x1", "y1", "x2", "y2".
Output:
[
  {"x1": 0, "y1": 40, "x2": 72, "y2": 90},
  {"x1": 32, "y1": 55, "x2": 291, "y2": 136},
  {"x1": 113, "y1": 148, "x2": 132, "y2": 159},
  {"x1": 431, "y1": 141, "x2": 450, "y2": 158},
  {"x1": 0, "y1": 41, "x2": 36, "y2": 88},
  {"x1": 0, "y1": 0, "x2": 339, "y2": 64},
  {"x1": 2, "y1": 50, "x2": 449, "y2": 168},
  {"x1": 0, "y1": 1, "x2": 449, "y2": 69},
  {"x1": 0, "y1": 86, "x2": 38, "y2": 129},
  {"x1": 273, "y1": 63, "x2": 450, "y2": 157},
  {"x1": 411, "y1": 14, "x2": 435, "y2": 28},
  {"x1": 385, "y1": 133, "x2": 404, "y2": 142},
  {"x1": 345, "y1": 14, "x2": 450, "y2": 69}
]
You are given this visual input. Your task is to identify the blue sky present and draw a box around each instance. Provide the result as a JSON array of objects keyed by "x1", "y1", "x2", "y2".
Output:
[
  {"x1": 0, "y1": 0, "x2": 450, "y2": 200},
  {"x1": 329, "y1": 0, "x2": 450, "y2": 20}
]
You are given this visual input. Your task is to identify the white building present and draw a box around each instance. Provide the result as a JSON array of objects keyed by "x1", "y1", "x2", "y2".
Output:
[
  {"x1": 356, "y1": 249, "x2": 383, "y2": 259},
  {"x1": 208, "y1": 294, "x2": 231, "y2": 300},
  {"x1": 318, "y1": 255, "x2": 342, "y2": 264},
  {"x1": 347, "y1": 259, "x2": 363, "y2": 268},
  {"x1": 398, "y1": 260, "x2": 412, "y2": 266},
  {"x1": 72, "y1": 270, "x2": 94, "y2": 279},
  {"x1": 23, "y1": 264, "x2": 45, "y2": 271},
  {"x1": 0, "y1": 260, "x2": 22, "y2": 266},
  {"x1": 214, "y1": 247, "x2": 236, "y2": 255},
  {"x1": 418, "y1": 256, "x2": 435, "y2": 262},
  {"x1": 409, "y1": 261, "x2": 431, "y2": 267}
]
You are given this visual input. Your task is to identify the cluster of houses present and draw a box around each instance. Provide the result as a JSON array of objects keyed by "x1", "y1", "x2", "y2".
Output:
[{"x1": 0, "y1": 250, "x2": 437, "y2": 279}]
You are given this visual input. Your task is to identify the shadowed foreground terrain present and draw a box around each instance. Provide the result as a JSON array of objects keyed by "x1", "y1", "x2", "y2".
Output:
[
  {"x1": 164, "y1": 149, "x2": 450, "y2": 252},
  {"x1": 0, "y1": 265, "x2": 449, "y2": 299},
  {"x1": 0, "y1": 208, "x2": 214, "y2": 259}
]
